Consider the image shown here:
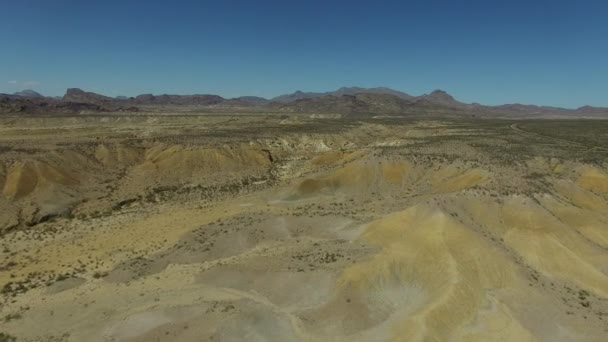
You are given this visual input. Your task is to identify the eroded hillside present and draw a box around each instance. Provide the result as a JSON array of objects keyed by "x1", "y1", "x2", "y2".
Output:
[{"x1": 0, "y1": 115, "x2": 607, "y2": 341}]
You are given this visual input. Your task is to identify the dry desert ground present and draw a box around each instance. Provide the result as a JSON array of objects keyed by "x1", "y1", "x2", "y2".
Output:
[{"x1": 0, "y1": 114, "x2": 608, "y2": 341}]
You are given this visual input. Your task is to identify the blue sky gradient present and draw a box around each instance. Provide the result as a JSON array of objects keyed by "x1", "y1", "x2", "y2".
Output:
[{"x1": 1, "y1": 0, "x2": 606, "y2": 108}]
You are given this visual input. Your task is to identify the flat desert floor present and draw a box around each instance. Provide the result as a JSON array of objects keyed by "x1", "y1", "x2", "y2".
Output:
[{"x1": 1, "y1": 115, "x2": 608, "y2": 341}]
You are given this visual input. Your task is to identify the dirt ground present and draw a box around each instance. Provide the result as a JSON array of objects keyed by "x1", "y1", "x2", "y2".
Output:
[{"x1": 0, "y1": 114, "x2": 607, "y2": 341}]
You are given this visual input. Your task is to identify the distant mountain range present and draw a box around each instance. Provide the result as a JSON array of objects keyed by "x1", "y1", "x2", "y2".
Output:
[
  {"x1": 1, "y1": 87, "x2": 607, "y2": 117},
  {"x1": 0, "y1": 95, "x2": 122, "y2": 115},
  {"x1": 268, "y1": 88, "x2": 608, "y2": 117},
  {"x1": 270, "y1": 87, "x2": 413, "y2": 103}
]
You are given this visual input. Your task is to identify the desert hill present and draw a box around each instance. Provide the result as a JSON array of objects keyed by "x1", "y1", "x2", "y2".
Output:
[
  {"x1": 63, "y1": 88, "x2": 115, "y2": 105},
  {"x1": 13, "y1": 89, "x2": 44, "y2": 98}
]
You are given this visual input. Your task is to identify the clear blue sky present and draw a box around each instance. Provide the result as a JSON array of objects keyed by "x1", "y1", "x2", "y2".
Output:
[{"x1": 1, "y1": 0, "x2": 606, "y2": 108}]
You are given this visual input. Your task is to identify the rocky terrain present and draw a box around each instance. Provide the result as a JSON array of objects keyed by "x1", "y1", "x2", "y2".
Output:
[{"x1": 0, "y1": 114, "x2": 607, "y2": 341}]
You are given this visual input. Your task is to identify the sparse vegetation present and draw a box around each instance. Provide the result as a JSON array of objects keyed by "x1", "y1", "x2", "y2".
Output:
[
  {"x1": 4, "y1": 313, "x2": 22, "y2": 322},
  {"x1": 0, "y1": 333, "x2": 17, "y2": 342}
]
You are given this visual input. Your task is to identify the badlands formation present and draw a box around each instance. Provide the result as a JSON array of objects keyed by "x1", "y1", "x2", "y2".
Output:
[{"x1": 0, "y1": 115, "x2": 607, "y2": 341}]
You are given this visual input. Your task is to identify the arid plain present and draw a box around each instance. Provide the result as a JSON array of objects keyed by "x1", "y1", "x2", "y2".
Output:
[{"x1": 1, "y1": 114, "x2": 608, "y2": 341}]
